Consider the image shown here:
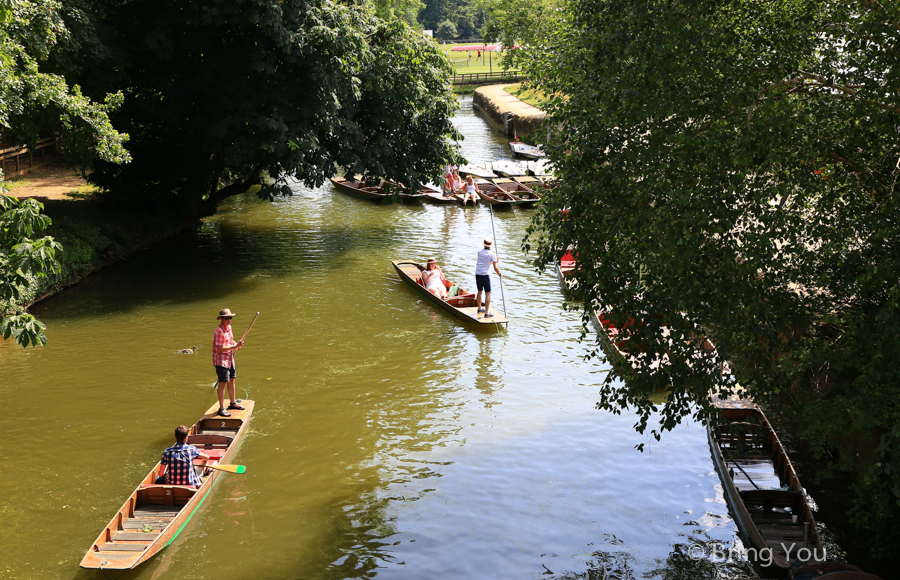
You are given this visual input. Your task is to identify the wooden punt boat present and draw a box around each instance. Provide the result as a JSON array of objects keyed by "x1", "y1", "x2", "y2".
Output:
[
  {"x1": 392, "y1": 260, "x2": 508, "y2": 325},
  {"x1": 509, "y1": 141, "x2": 545, "y2": 160},
  {"x1": 330, "y1": 176, "x2": 394, "y2": 202},
  {"x1": 708, "y1": 399, "x2": 824, "y2": 569},
  {"x1": 513, "y1": 175, "x2": 550, "y2": 191},
  {"x1": 80, "y1": 400, "x2": 255, "y2": 570},
  {"x1": 475, "y1": 181, "x2": 519, "y2": 207},
  {"x1": 330, "y1": 177, "x2": 424, "y2": 203},
  {"x1": 421, "y1": 184, "x2": 459, "y2": 204},
  {"x1": 555, "y1": 252, "x2": 577, "y2": 294},
  {"x1": 492, "y1": 178, "x2": 542, "y2": 207}
]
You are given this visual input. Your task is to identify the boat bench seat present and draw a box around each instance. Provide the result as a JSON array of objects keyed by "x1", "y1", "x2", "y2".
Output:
[
  {"x1": 193, "y1": 449, "x2": 227, "y2": 462},
  {"x1": 740, "y1": 489, "x2": 803, "y2": 512},
  {"x1": 137, "y1": 485, "x2": 196, "y2": 506},
  {"x1": 187, "y1": 434, "x2": 233, "y2": 449}
]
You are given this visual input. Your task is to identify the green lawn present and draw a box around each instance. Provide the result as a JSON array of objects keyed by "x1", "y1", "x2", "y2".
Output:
[{"x1": 438, "y1": 42, "x2": 518, "y2": 76}]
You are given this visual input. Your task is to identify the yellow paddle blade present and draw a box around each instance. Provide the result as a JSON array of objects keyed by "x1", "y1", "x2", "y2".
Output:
[{"x1": 203, "y1": 464, "x2": 246, "y2": 474}]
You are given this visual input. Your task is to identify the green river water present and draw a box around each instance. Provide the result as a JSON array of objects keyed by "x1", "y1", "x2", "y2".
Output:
[{"x1": 1, "y1": 97, "x2": 851, "y2": 580}]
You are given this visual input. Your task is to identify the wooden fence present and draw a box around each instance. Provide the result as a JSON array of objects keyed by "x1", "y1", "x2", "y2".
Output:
[
  {"x1": 452, "y1": 71, "x2": 525, "y2": 86},
  {"x1": 0, "y1": 137, "x2": 58, "y2": 178}
]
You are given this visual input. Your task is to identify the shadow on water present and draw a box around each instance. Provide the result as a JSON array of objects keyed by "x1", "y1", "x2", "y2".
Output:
[{"x1": 32, "y1": 200, "x2": 427, "y2": 323}]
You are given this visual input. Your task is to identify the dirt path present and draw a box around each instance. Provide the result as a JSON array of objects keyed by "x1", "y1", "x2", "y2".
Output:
[{"x1": 4, "y1": 163, "x2": 95, "y2": 201}]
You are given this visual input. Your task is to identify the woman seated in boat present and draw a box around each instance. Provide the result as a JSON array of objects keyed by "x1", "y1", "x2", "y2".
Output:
[
  {"x1": 444, "y1": 169, "x2": 463, "y2": 197},
  {"x1": 421, "y1": 258, "x2": 449, "y2": 299},
  {"x1": 462, "y1": 175, "x2": 480, "y2": 205}
]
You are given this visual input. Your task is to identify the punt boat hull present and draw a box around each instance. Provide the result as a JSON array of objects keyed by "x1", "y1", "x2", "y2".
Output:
[
  {"x1": 708, "y1": 400, "x2": 824, "y2": 570},
  {"x1": 392, "y1": 260, "x2": 508, "y2": 325},
  {"x1": 80, "y1": 401, "x2": 255, "y2": 570}
]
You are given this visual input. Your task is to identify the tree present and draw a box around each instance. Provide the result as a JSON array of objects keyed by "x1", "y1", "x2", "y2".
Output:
[
  {"x1": 369, "y1": 0, "x2": 424, "y2": 27},
  {"x1": 1, "y1": 0, "x2": 128, "y2": 347},
  {"x1": 0, "y1": 0, "x2": 129, "y2": 168},
  {"x1": 516, "y1": 0, "x2": 900, "y2": 555},
  {"x1": 0, "y1": 186, "x2": 62, "y2": 347},
  {"x1": 63, "y1": 0, "x2": 460, "y2": 217},
  {"x1": 436, "y1": 19, "x2": 458, "y2": 40}
]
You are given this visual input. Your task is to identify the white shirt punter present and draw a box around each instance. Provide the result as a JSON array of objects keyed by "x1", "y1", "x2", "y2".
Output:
[{"x1": 476, "y1": 248, "x2": 498, "y2": 275}]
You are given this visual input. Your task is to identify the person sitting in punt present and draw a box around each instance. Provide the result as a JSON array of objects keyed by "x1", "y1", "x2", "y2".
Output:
[
  {"x1": 462, "y1": 175, "x2": 480, "y2": 206},
  {"x1": 421, "y1": 258, "x2": 449, "y2": 299},
  {"x1": 446, "y1": 169, "x2": 464, "y2": 197},
  {"x1": 158, "y1": 425, "x2": 209, "y2": 487}
]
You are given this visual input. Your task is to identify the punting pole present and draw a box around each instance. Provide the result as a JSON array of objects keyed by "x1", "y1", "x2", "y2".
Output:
[
  {"x1": 487, "y1": 203, "x2": 508, "y2": 328},
  {"x1": 240, "y1": 312, "x2": 260, "y2": 343}
]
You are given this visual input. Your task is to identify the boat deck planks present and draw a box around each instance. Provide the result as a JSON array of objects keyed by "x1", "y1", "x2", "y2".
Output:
[{"x1": 707, "y1": 401, "x2": 823, "y2": 569}]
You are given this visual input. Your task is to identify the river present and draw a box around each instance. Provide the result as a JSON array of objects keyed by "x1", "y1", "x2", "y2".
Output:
[{"x1": 1, "y1": 96, "x2": 849, "y2": 580}]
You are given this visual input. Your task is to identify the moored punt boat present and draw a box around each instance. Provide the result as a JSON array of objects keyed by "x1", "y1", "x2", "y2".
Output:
[
  {"x1": 513, "y1": 175, "x2": 550, "y2": 192},
  {"x1": 420, "y1": 184, "x2": 458, "y2": 204},
  {"x1": 392, "y1": 260, "x2": 508, "y2": 325},
  {"x1": 475, "y1": 181, "x2": 519, "y2": 207},
  {"x1": 492, "y1": 178, "x2": 542, "y2": 207},
  {"x1": 708, "y1": 399, "x2": 824, "y2": 570},
  {"x1": 509, "y1": 141, "x2": 545, "y2": 160},
  {"x1": 330, "y1": 176, "x2": 397, "y2": 202},
  {"x1": 555, "y1": 251, "x2": 577, "y2": 293},
  {"x1": 80, "y1": 401, "x2": 255, "y2": 570}
]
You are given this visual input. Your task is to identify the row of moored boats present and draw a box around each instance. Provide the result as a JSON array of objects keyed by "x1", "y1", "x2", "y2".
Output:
[{"x1": 330, "y1": 174, "x2": 551, "y2": 208}]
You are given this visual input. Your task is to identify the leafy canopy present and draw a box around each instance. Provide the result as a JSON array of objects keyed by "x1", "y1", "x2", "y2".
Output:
[
  {"x1": 1, "y1": 0, "x2": 128, "y2": 348},
  {"x1": 73, "y1": 0, "x2": 461, "y2": 214},
  {"x1": 510, "y1": 0, "x2": 900, "y2": 555}
]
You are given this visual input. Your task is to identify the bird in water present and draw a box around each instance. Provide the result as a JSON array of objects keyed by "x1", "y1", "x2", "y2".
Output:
[{"x1": 177, "y1": 346, "x2": 199, "y2": 354}]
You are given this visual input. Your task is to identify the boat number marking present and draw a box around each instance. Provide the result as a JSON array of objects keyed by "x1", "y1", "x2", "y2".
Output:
[
  {"x1": 166, "y1": 489, "x2": 171, "y2": 496},
  {"x1": 221, "y1": 421, "x2": 226, "y2": 428}
]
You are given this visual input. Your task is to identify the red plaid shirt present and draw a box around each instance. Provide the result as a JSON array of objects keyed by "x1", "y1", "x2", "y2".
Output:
[{"x1": 213, "y1": 324, "x2": 235, "y2": 367}]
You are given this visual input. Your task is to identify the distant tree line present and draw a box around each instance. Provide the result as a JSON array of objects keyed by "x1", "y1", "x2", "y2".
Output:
[{"x1": 420, "y1": 0, "x2": 484, "y2": 40}]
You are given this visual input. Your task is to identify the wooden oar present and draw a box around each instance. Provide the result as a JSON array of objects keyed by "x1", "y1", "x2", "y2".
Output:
[
  {"x1": 239, "y1": 312, "x2": 260, "y2": 343},
  {"x1": 199, "y1": 464, "x2": 246, "y2": 474}
]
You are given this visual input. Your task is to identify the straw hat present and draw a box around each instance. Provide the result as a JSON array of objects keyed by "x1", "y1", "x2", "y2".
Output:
[
  {"x1": 427, "y1": 257, "x2": 437, "y2": 263},
  {"x1": 217, "y1": 308, "x2": 237, "y2": 319},
  {"x1": 483, "y1": 239, "x2": 492, "y2": 247}
]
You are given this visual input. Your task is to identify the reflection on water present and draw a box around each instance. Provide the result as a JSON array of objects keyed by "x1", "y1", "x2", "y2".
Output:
[{"x1": 0, "y1": 96, "x2": 839, "y2": 580}]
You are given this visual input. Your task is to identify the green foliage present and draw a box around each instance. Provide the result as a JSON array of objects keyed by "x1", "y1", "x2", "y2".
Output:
[
  {"x1": 516, "y1": 0, "x2": 900, "y2": 556},
  {"x1": 65, "y1": 0, "x2": 460, "y2": 214},
  {"x1": 420, "y1": 0, "x2": 482, "y2": 36},
  {"x1": 0, "y1": 0, "x2": 129, "y2": 168},
  {"x1": 480, "y1": 0, "x2": 564, "y2": 70},
  {"x1": 436, "y1": 19, "x2": 458, "y2": 40},
  {"x1": 369, "y1": 0, "x2": 423, "y2": 26},
  {"x1": 0, "y1": 183, "x2": 61, "y2": 348}
]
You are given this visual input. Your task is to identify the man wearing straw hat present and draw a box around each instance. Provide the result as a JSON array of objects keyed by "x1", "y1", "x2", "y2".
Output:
[
  {"x1": 213, "y1": 308, "x2": 245, "y2": 417},
  {"x1": 475, "y1": 239, "x2": 502, "y2": 318}
]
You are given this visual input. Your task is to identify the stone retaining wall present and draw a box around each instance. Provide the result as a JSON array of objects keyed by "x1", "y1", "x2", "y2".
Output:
[{"x1": 472, "y1": 84, "x2": 546, "y2": 142}]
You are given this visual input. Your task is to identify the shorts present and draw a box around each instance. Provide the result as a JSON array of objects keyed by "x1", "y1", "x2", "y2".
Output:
[
  {"x1": 476, "y1": 274, "x2": 491, "y2": 293},
  {"x1": 215, "y1": 365, "x2": 236, "y2": 383}
]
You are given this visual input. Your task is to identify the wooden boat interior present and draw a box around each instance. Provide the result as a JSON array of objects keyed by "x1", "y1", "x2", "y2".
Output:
[
  {"x1": 81, "y1": 403, "x2": 253, "y2": 569},
  {"x1": 713, "y1": 404, "x2": 823, "y2": 566}
]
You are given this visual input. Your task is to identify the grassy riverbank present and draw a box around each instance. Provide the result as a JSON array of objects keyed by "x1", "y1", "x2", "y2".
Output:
[{"x1": 2, "y1": 164, "x2": 196, "y2": 311}]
